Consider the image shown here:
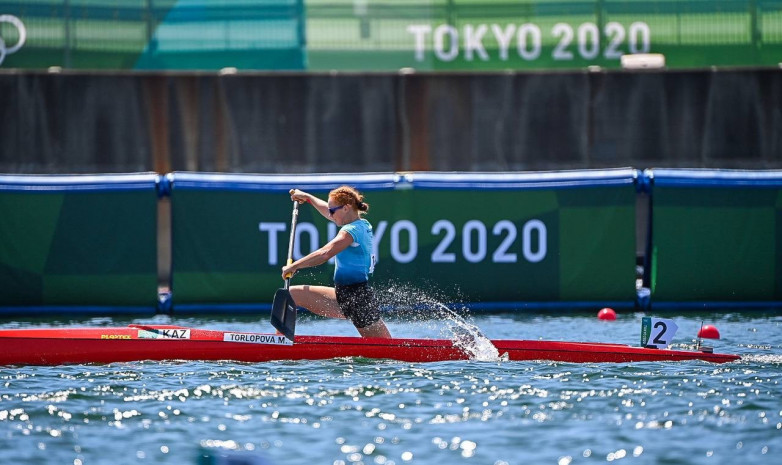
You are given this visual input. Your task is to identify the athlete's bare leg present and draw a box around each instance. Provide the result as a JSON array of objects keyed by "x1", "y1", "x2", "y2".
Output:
[
  {"x1": 357, "y1": 319, "x2": 392, "y2": 339},
  {"x1": 289, "y1": 285, "x2": 392, "y2": 338},
  {"x1": 289, "y1": 285, "x2": 345, "y2": 319}
]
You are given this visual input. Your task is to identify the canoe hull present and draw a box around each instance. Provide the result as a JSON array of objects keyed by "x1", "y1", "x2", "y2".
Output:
[{"x1": 0, "y1": 325, "x2": 740, "y2": 365}]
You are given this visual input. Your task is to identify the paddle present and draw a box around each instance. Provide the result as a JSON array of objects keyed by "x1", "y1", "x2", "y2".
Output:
[{"x1": 270, "y1": 201, "x2": 299, "y2": 341}]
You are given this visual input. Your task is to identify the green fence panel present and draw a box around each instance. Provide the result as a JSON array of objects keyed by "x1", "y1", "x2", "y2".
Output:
[
  {"x1": 0, "y1": 174, "x2": 159, "y2": 310},
  {"x1": 648, "y1": 169, "x2": 782, "y2": 305},
  {"x1": 168, "y1": 173, "x2": 399, "y2": 309},
  {"x1": 1, "y1": 1, "x2": 780, "y2": 71},
  {"x1": 307, "y1": 0, "x2": 782, "y2": 70},
  {"x1": 168, "y1": 170, "x2": 638, "y2": 311},
  {"x1": 399, "y1": 172, "x2": 638, "y2": 306},
  {"x1": 0, "y1": 0, "x2": 305, "y2": 70}
]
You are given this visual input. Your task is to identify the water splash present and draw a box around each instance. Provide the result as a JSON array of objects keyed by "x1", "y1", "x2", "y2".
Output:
[
  {"x1": 435, "y1": 303, "x2": 504, "y2": 362},
  {"x1": 375, "y1": 281, "x2": 504, "y2": 362}
]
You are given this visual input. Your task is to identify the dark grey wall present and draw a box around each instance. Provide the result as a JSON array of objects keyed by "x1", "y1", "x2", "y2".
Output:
[{"x1": 2, "y1": 69, "x2": 780, "y2": 173}]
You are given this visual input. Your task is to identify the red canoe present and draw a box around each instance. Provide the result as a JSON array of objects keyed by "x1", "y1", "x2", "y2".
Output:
[{"x1": 0, "y1": 324, "x2": 740, "y2": 365}]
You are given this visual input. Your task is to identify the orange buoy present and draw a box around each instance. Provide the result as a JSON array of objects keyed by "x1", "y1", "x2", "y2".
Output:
[
  {"x1": 597, "y1": 308, "x2": 617, "y2": 321},
  {"x1": 697, "y1": 324, "x2": 720, "y2": 339}
]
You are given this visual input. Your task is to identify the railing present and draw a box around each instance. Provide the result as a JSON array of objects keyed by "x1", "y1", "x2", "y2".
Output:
[{"x1": 3, "y1": 169, "x2": 782, "y2": 316}]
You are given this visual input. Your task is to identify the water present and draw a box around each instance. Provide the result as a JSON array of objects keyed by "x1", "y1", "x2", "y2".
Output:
[
  {"x1": 1, "y1": 311, "x2": 780, "y2": 465},
  {"x1": 374, "y1": 282, "x2": 501, "y2": 361}
]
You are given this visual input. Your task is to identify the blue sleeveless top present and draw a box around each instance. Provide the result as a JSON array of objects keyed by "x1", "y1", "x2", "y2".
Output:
[{"x1": 334, "y1": 219, "x2": 375, "y2": 285}]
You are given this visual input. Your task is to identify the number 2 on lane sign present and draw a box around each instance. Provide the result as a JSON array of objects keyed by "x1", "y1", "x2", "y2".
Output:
[{"x1": 641, "y1": 317, "x2": 679, "y2": 349}]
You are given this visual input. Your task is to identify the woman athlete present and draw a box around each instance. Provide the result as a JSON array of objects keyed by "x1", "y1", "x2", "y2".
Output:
[{"x1": 281, "y1": 186, "x2": 391, "y2": 338}]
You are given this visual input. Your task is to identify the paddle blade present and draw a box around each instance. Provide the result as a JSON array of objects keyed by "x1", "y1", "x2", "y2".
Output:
[{"x1": 270, "y1": 288, "x2": 297, "y2": 341}]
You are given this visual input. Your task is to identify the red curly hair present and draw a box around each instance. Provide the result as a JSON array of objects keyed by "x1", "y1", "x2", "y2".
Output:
[{"x1": 329, "y1": 186, "x2": 369, "y2": 215}]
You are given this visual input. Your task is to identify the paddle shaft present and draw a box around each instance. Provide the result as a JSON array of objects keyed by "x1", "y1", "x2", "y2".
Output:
[{"x1": 284, "y1": 201, "x2": 300, "y2": 290}]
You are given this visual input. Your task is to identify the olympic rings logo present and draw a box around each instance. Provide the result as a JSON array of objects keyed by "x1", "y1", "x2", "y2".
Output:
[{"x1": 0, "y1": 15, "x2": 26, "y2": 66}]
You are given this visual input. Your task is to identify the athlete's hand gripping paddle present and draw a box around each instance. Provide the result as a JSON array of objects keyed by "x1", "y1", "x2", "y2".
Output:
[{"x1": 270, "y1": 201, "x2": 299, "y2": 341}]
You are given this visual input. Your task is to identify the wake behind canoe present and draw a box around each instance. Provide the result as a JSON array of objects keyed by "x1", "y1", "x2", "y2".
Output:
[{"x1": 0, "y1": 324, "x2": 740, "y2": 366}]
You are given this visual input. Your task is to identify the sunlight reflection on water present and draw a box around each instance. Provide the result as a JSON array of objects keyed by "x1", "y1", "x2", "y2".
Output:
[{"x1": 1, "y1": 312, "x2": 780, "y2": 464}]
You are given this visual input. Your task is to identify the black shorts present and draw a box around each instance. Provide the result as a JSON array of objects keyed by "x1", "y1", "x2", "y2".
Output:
[{"x1": 335, "y1": 281, "x2": 381, "y2": 329}]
